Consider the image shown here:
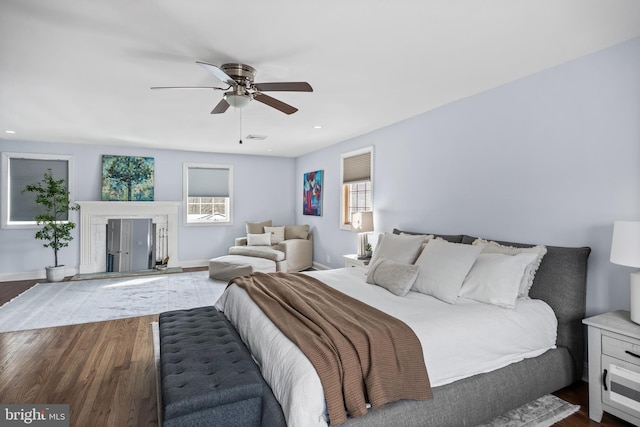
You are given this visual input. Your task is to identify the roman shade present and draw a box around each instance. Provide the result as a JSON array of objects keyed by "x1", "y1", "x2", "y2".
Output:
[
  {"x1": 10, "y1": 158, "x2": 69, "y2": 222},
  {"x1": 188, "y1": 167, "x2": 230, "y2": 198},
  {"x1": 342, "y1": 151, "x2": 371, "y2": 184}
]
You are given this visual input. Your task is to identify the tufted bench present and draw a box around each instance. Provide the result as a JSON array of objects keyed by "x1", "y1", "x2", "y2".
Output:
[{"x1": 158, "y1": 306, "x2": 286, "y2": 427}]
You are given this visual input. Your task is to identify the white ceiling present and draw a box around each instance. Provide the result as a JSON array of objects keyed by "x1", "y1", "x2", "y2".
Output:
[{"x1": 1, "y1": 1, "x2": 639, "y2": 158}]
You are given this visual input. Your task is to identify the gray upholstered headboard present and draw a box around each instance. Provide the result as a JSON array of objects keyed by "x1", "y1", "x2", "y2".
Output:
[{"x1": 392, "y1": 229, "x2": 591, "y2": 379}]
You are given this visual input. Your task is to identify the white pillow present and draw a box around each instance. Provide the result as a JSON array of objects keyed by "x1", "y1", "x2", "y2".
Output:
[
  {"x1": 264, "y1": 226, "x2": 285, "y2": 245},
  {"x1": 459, "y1": 252, "x2": 539, "y2": 308},
  {"x1": 366, "y1": 258, "x2": 419, "y2": 297},
  {"x1": 247, "y1": 233, "x2": 271, "y2": 246},
  {"x1": 412, "y1": 239, "x2": 483, "y2": 304},
  {"x1": 473, "y1": 239, "x2": 547, "y2": 299},
  {"x1": 368, "y1": 233, "x2": 427, "y2": 267}
]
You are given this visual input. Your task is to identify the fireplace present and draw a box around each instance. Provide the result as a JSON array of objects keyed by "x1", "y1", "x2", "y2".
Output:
[{"x1": 77, "y1": 201, "x2": 180, "y2": 274}]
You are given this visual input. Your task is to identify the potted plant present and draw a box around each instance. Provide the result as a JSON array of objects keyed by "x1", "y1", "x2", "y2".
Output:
[
  {"x1": 365, "y1": 243, "x2": 373, "y2": 258},
  {"x1": 22, "y1": 169, "x2": 79, "y2": 282}
]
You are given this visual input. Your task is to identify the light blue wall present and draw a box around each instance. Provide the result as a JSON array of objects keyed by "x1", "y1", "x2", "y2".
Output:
[
  {"x1": 0, "y1": 141, "x2": 296, "y2": 277},
  {"x1": 296, "y1": 36, "x2": 640, "y2": 316},
  {"x1": 2, "y1": 37, "x2": 639, "y2": 316}
]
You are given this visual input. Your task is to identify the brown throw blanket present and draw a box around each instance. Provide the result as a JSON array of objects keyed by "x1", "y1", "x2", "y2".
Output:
[{"x1": 232, "y1": 272, "x2": 432, "y2": 426}]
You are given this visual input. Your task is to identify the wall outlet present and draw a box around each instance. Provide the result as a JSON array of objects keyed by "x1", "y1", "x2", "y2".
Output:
[{"x1": 326, "y1": 255, "x2": 330, "y2": 264}]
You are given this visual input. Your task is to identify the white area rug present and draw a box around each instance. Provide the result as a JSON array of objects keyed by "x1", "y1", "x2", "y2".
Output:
[
  {"x1": 0, "y1": 271, "x2": 227, "y2": 333},
  {"x1": 478, "y1": 394, "x2": 579, "y2": 427}
]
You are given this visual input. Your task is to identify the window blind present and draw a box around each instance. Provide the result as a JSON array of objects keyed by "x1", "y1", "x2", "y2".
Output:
[
  {"x1": 188, "y1": 167, "x2": 230, "y2": 197},
  {"x1": 10, "y1": 158, "x2": 69, "y2": 222},
  {"x1": 342, "y1": 152, "x2": 371, "y2": 184}
]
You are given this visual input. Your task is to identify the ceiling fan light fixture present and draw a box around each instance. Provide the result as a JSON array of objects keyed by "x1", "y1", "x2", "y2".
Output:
[
  {"x1": 155, "y1": 62, "x2": 311, "y2": 115},
  {"x1": 225, "y1": 93, "x2": 252, "y2": 109}
]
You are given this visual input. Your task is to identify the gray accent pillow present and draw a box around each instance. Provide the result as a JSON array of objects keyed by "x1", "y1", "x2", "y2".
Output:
[{"x1": 366, "y1": 258, "x2": 419, "y2": 297}]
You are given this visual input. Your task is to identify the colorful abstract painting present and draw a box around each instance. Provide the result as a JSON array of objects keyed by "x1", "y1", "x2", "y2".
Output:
[
  {"x1": 303, "y1": 170, "x2": 323, "y2": 216},
  {"x1": 101, "y1": 155, "x2": 154, "y2": 201}
]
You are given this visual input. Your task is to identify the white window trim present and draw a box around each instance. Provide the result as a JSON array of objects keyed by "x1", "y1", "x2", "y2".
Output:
[
  {"x1": 182, "y1": 162, "x2": 233, "y2": 226},
  {"x1": 340, "y1": 146, "x2": 373, "y2": 231},
  {"x1": 1, "y1": 152, "x2": 74, "y2": 229}
]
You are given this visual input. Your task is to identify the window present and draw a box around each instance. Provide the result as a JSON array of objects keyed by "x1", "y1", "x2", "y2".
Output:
[
  {"x1": 183, "y1": 163, "x2": 233, "y2": 225},
  {"x1": 1, "y1": 152, "x2": 74, "y2": 229},
  {"x1": 340, "y1": 147, "x2": 373, "y2": 229}
]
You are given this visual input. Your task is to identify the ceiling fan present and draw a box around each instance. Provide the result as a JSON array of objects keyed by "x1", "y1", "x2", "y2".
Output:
[{"x1": 151, "y1": 61, "x2": 313, "y2": 115}]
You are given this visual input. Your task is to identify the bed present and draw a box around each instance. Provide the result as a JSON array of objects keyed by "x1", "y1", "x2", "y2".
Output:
[{"x1": 214, "y1": 229, "x2": 591, "y2": 426}]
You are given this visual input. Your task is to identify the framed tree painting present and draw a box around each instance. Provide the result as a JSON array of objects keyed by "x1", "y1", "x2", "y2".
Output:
[
  {"x1": 303, "y1": 170, "x2": 323, "y2": 216},
  {"x1": 102, "y1": 155, "x2": 154, "y2": 201}
]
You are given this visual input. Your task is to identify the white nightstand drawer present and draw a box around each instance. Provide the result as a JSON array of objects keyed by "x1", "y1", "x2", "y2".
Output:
[
  {"x1": 603, "y1": 333, "x2": 640, "y2": 366},
  {"x1": 343, "y1": 254, "x2": 370, "y2": 268},
  {"x1": 602, "y1": 354, "x2": 640, "y2": 419}
]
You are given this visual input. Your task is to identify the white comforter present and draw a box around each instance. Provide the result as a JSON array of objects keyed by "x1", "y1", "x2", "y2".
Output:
[{"x1": 214, "y1": 267, "x2": 557, "y2": 427}]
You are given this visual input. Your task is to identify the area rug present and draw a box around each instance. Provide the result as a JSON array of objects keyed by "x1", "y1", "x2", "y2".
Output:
[
  {"x1": 70, "y1": 267, "x2": 183, "y2": 281},
  {"x1": 478, "y1": 394, "x2": 579, "y2": 427},
  {"x1": 0, "y1": 271, "x2": 227, "y2": 333}
]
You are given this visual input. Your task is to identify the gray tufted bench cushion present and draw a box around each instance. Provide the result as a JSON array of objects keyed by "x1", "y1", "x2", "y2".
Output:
[{"x1": 159, "y1": 306, "x2": 286, "y2": 427}]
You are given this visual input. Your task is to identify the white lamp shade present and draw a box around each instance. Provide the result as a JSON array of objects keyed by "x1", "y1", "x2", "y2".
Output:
[
  {"x1": 351, "y1": 211, "x2": 374, "y2": 233},
  {"x1": 611, "y1": 221, "x2": 640, "y2": 268}
]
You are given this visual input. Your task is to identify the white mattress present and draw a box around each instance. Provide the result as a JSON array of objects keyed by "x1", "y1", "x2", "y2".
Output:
[{"x1": 214, "y1": 267, "x2": 557, "y2": 427}]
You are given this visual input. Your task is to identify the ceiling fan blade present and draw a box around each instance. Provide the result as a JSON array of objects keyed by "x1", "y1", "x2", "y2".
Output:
[
  {"x1": 253, "y1": 82, "x2": 313, "y2": 92},
  {"x1": 211, "y1": 99, "x2": 230, "y2": 114},
  {"x1": 196, "y1": 61, "x2": 237, "y2": 87},
  {"x1": 150, "y1": 86, "x2": 226, "y2": 90},
  {"x1": 254, "y1": 93, "x2": 298, "y2": 115}
]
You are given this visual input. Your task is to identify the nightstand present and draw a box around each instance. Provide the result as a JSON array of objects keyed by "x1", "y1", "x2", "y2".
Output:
[
  {"x1": 343, "y1": 254, "x2": 370, "y2": 268},
  {"x1": 583, "y1": 310, "x2": 640, "y2": 425}
]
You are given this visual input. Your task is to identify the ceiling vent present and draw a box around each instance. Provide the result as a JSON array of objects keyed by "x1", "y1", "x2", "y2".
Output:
[{"x1": 246, "y1": 134, "x2": 268, "y2": 140}]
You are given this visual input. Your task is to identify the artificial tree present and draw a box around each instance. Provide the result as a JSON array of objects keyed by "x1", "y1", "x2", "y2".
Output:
[{"x1": 22, "y1": 169, "x2": 79, "y2": 280}]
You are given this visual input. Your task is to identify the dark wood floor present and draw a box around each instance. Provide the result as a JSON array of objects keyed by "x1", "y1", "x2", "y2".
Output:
[{"x1": 0, "y1": 274, "x2": 634, "y2": 426}]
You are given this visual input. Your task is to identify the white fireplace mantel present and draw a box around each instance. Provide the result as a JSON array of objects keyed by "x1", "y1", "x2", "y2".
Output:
[{"x1": 77, "y1": 201, "x2": 180, "y2": 274}]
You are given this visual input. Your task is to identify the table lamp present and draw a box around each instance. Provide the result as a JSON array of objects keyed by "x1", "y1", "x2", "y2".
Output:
[
  {"x1": 610, "y1": 221, "x2": 640, "y2": 324},
  {"x1": 351, "y1": 211, "x2": 374, "y2": 259}
]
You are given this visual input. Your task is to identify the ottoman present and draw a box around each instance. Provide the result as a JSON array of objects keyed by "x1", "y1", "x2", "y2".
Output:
[
  {"x1": 159, "y1": 307, "x2": 286, "y2": 427},
  {"x1": 208, "y1": 255, "x2": 276, "y2": 280}
]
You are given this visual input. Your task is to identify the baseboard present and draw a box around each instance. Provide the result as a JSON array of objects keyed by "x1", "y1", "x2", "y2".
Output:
[
  {"x1": 0, "y1": 266, "x2": 78, "y2": 283},
  {"x1": 0, "y1": 262, "x2": 213, "y2": 283},
  {"x1": 179, "y1": 259, "x2": 209, "y2": 269},
  {"x1": 312, "y1": 261, "x2": 331, "y2": 270}
]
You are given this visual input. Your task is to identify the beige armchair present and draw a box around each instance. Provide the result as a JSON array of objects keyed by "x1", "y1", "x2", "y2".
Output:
[{"x1": 229, "y1": 223, "x2": 313, "y2": 272}]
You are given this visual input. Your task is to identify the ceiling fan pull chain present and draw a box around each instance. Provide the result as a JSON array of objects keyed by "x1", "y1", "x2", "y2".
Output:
[{"x1": 239, "y1": 109, "x2": 243, "y2": 145}]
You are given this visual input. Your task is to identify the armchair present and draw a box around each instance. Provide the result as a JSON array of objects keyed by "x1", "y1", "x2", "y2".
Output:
[{"x1": 229, "y1": 223, "x2": 313, "y2": 272}]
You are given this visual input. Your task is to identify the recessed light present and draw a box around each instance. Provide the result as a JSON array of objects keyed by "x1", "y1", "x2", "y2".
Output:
[
  {"x1": 5, "y1": 130, "x2": 16, "y2": 134},
  {"x1": 313, "y1": 125, "x2": 322, "y2": 129}
]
